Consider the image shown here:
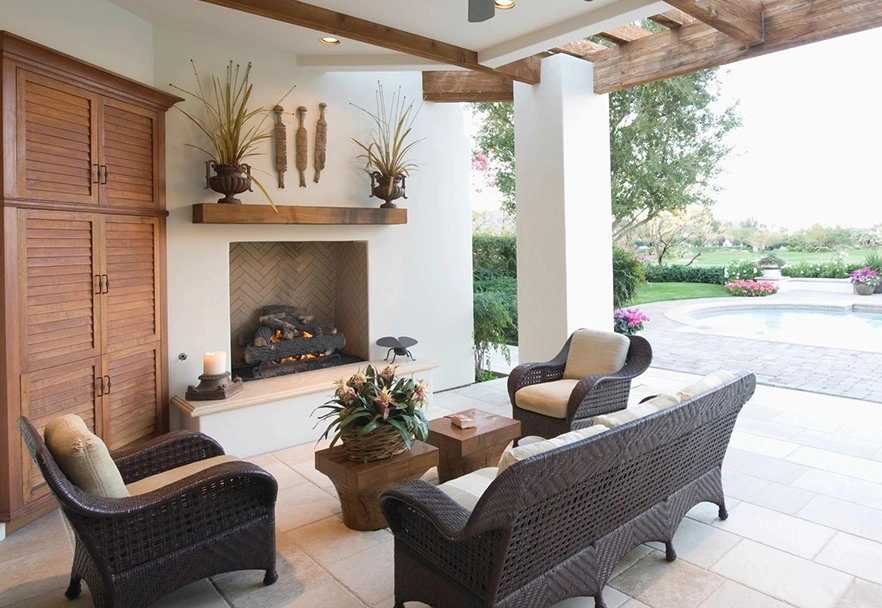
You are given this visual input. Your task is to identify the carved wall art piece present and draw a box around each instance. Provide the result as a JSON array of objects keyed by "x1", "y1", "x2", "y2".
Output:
[
  {"x1": 296, "y1": 105, "x2": 308, "y2": 188},
  {"x1": 314, "y1": 102, "x2": 327, "y2": 183},
  {"x1": 273, "y1": 105, "x2": 287, "y2": 188}
]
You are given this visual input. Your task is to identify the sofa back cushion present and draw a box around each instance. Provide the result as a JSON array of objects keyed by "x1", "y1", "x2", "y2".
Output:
[
  {"x1": 677, "y1": 370, "x2": 735, "y2": 401},
  {"x1": 563, "y1": 329, "x2": 630, "y2": 380},
  {"x1": 436, "y1": 467, "x2": 498, "y2": 511},
  {"x1": 593, "y1": 393, "x2": 680, "y2": 429},
  {"x1": 43, "y1": 414, "x2": 129, "y2": 498},
  {"x1": 497, "y1": 424, "x2": 609, "y2": 476}
]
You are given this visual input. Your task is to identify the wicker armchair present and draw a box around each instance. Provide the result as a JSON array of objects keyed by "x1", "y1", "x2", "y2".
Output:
[
  {"x1": 18, "y1": 417, "x2": 279, "y2": 608},
  {"x1": 508, "y1": 331, "x2": 652, "y2": 440}
]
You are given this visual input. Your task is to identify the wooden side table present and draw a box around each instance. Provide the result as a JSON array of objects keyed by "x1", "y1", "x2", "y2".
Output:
[
  {"x1": 426, "y1": 409, "x2": 521, "y2": 483},
  {"x1": 315, "y1": 441, "x2": 438, "y2": 531}
]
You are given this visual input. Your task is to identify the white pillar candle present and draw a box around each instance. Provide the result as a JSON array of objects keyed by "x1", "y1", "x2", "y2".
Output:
[{"x1": 203, "y1": 351, "x2": 226, "y2": 376}]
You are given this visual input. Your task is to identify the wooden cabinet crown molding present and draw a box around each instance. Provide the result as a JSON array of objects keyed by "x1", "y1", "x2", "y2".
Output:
[{"x1": 0, "y1": 31, "x2": 182, "y2": 111}]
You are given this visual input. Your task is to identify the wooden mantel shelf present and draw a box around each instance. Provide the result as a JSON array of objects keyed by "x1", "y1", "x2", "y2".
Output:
[{"x1": 192, "y1": 203, "x2": 407, "y2": 225}]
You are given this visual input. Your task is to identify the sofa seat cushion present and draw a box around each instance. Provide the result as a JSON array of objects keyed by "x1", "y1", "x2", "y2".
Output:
[
  {"x1": 594, "y1": 393, "x2": 681, "y2": 429},
  {"x1": 677, "y1": 370, "x2": 735, "y2": 401},
  {"x1": 515, "y1": 379, "x2": 579, "y2": 418},
  {"x1": 496, "y1": 425, "x2": 609, "y2": 476},
  {"x1": 436, "y1": 467, "x2": 498, "y2": 511},
  {"x1": 126, "y1": 455, "x2": 240, "y2": 495},
  {"x1": 43, "y1": 414, "x2": 129, "y2": 498},
  {"x1": 563, "y1": 329, "x2": 630, "y2": 380}
]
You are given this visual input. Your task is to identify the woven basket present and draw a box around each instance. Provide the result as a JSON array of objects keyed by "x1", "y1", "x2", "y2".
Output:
[{"x1": 342, "y1": 424, "x2": 408, "y2": 462}]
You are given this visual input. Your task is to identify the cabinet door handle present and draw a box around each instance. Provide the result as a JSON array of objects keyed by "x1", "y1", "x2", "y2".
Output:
[
  {"x1": 102, "y1": 274, "x2": 110, "y2": 294},
  {"x1": 99, "y1": 165, "x2": 108, "y2": 185},
  {"x1": 92, "y1": 164, "x2": 100, "y2": 184},
  {"x1": 103, "y1": 375, "x2": 112, "y2": 395},
  {"x1": 96, "y1": 376, "x2": 105, "y2": 398},
  {"x1": 95, "y1": 274, "x2": 103, "y2": 295}
]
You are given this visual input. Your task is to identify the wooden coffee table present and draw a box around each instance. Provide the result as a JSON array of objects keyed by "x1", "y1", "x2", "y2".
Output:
[
  {"x1": 315, "y1": 441, "x2": 438, "y2": 531},
  {"x1": 426, "y1": 408, "x2": 521, "y2": 483}
]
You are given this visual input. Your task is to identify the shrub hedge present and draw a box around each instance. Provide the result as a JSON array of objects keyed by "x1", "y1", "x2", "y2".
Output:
[
  {"x1": 780, "y1": 261, "x2": 863, "y2": 279},
  {"x1": 643, "y1": 263, "x2": 726, "y2": 285},
  {"x1": 613, "y1": 246, "x2": 645, "y2": 309}
]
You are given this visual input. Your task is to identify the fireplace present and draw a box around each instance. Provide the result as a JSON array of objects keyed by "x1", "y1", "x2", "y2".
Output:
[{"x1": 229, "y1": 241, "x2": 369, "y2": 380}]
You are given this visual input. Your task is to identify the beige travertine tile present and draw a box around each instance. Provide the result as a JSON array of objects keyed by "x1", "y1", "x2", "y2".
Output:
[
  {"x1": 620, "y1": 602, "x2": 651, "y2": 608},
  {"x1": 4, "y1": 586, "x2": 88, "y2": 608},
  {"x1": 785, "y1": 447, "x2": 882, "y2": 483},
  {"x1": 647, "y1": 517, "x2": 741, "y2": 569},
  {"x1": 0, "y1": 510, "x2": 70, "y2": 564},
  {"x1": 273, "y1": 439, "x2": 330, "y2": 468},
  {"x1": 280, "y1": 581, "x2": 367, "y2": 608},
  {"x1": 797, "y1": 495, "x2": 882, "y2": 542},
  {"x1": 771, "y1": 412, "x2": 846, "y2": 433},
  {"x1": 729, "y1": 431, "x2": 799, "y2": 458},
  {"x1": 712, "y1": 502, "x2": 835, "y2": 558},
  {"x1": 834, "y1": 422, "x2": 882, "y2": 445},
  {"x1": 697, "y1": 580, "x2": 793, "y2": 608},
  {"x1": 792, "y1": 469, "x2": 882, "y2": 510},
  {"x1": 610, "y1": 551, "x2": 725, "y2": 608},
  {"x1": 285, "y1": 516, "x2": 391, "y2": 566},
  {"x1": 789, "y1": 429, "x2": 880, "y2": 459},
  {"x1": 152, "y1": 580, "x2": 228, "y2": 608},
  {"x1": 735, "y1": 417, "x2": 803, "y2": 441},
  {"x1": 0, "y1": 546, "x2": 72, "y2": 608},
  {"x1": 723, "y1": 448, "x2": 809, "y2": 484},
  {"x1": 815, "y1": 532, "x2": 882, "y2": 586},
  {"x1": 722, "y1": 469, "x2": 816, "y2": 515},
  {"x1": 275, "y1": 482, "x2": 342, "y2": 531},
  {"x1": 611, "y1": 544, "x2": 654, "y2": 579},
  {"x1": 290, "y1": 460, "x2": 335, "y2": 489},
  {"x1": 685, "y1": 500, "x2": 740, "y2": 526},
  {"x1": 245, "y1": 452, "x2": 281, "y2": 468},
  {"x1": 709, "y1": 540, "x2": 852, "y2": 608},
  {"x1": 835, "y1": 579, "x2": 882, "y2": 608},
  {"x1": 258, "y1": 460, "x2": 310, "y2": 489},
  {"x1": 324, "y1": 541, "x2": 395, "y2": 606}
]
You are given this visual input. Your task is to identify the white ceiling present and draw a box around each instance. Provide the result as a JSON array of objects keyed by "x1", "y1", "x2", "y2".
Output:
[{"x1": 108, "y1": 0, "x2": 671, "y2": 70}]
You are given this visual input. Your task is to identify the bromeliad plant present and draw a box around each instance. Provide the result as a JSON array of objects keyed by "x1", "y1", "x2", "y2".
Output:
[
  {"x1": 613, "y1": 307, "x2": 649, "y2": 335},
  {"x1": 314, "y1": 365, "x2": 429, "y2": 448}
]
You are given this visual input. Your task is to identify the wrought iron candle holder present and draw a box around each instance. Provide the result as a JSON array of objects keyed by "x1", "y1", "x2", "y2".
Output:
[{"x1": 186, "y1": 371, "x2": 243, "y2": 401}]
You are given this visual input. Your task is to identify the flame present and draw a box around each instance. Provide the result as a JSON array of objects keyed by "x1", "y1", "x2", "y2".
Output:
[
  {"x1": 302, "y1": 331, "x2": 314, "y2": 338},
  {"x1": 270, "y1": 330, "x2": 282, "y2": 343}
]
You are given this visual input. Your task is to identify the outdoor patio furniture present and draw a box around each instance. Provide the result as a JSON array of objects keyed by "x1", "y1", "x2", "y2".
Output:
[
  {"x1": 17, "y1": 416, "x2": 279, "y2": 608},
  {"x1": 507, "y1": 329, "x2": 653, "y2": 440},
  {"x1": 380, "y1": 371, "x2": 756, "y2": 608}
]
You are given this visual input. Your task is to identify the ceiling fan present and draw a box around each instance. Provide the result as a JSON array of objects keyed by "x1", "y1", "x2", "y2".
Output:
[{"x1": 468, "y1": 0, "x2": 496, "y2": 23}]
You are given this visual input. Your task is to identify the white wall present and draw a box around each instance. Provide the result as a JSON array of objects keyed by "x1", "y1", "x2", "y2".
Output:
[
  {"x1": 153, "y1": 27, "x2": 474, "y2": 396},
  {"x1": 0, "y1": 0, "x2": 154, "y2": 84}
]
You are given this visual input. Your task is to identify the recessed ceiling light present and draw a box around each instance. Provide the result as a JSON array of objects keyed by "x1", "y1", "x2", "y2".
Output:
[
  {"x1": 494, "y1": 0, "x2": 515, "y2": 10},
  {"x1": 319, "y1": 37, "x2": 341, "y2": 45}
]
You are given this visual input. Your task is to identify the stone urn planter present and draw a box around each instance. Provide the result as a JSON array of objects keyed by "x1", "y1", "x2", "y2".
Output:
[
  {"x1": 369, "y1": 172, "x2": 407, "y2": 209},
  {"x1": 205, "y1": 161, "x2": 252, "y2": 204},
  {"x1": 854, "y1": 283, "x2": 876, "y2": 296}
]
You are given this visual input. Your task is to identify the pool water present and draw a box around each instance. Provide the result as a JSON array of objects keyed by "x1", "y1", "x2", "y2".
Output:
[{"x1": 692, "y1": 308, "x2": 882, "y2": 342}]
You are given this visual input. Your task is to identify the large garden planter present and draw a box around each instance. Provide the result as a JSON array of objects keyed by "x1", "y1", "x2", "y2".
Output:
[{"x1": 853, "y1": 283, "x2": 875, "y2": 296}]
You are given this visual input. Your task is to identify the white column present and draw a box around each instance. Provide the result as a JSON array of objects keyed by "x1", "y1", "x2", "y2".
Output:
[{"x1": 514, "y1": 54, "x2": 613, "y2": 362}]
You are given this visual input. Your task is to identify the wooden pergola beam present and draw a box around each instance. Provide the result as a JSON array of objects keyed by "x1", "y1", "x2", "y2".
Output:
[
  {"x1": 648, "y1": 9, "x2": 696, "y2": 29},
  {"x1": 552, "y1": 39, "x2": 608, "y2": 60},
  {"x1": 422, "y1": 71, "x2": 513, "y2": 103},
  {"x1": 195, "y1": 0, "x2": 540, "y2": 84},
  {"x1": 596, "y1": 24, "x2": 653, "y2": 45},
  {"x1": 593, "y1": 0, "x2": 882, "y2": 94},
  {"x1": 665, "y1": 0, "x2": 764, "y2": 45}
]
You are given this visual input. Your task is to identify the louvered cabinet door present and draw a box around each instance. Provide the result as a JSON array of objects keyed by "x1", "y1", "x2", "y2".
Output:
[
  {"x1": 16, "y1": 70, "x2": 99, "y2": 205},
  {"x1": 20, "y1": 357, "x2": 102, "y2": 503},
  {"x1": 99, "y1": 99, "x2": 159, "y2": 210},
  {"x1": 103, "y1": 345, "x2": 162, "y2": 451},
  {"x1": 102, "y1": 215, "x2": 160, "y2": 352},
  {"x1": 20, "y1": 210, "x2": 101, "y2": 372}
]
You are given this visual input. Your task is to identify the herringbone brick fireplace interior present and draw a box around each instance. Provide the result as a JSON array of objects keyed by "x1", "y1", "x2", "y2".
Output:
[{"x1": 229, "y1": 241, "x2": 369, "y2": 369}]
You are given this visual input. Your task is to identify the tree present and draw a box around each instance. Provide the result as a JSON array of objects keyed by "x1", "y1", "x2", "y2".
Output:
[
  {"x1": 470, "y1": 67, "x2": 740, "y2": 234},
  {"x1": 645, "y1": 208, "x2": 714, "y2": 265}
]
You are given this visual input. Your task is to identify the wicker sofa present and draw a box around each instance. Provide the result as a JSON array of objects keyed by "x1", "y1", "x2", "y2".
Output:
[{"x1": 380, "y1": 371, "x2": 756, "y2": 608}]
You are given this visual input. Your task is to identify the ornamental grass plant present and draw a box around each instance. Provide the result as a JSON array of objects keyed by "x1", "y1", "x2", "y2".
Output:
[{"x1": 314, "y1": 364, "x2": 429, "y2": 449}]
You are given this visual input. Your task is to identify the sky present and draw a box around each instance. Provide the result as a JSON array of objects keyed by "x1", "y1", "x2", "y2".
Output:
[
  {"x1": 709, "y1": 27, "x2": 882, "y2": 231},
  {"x1": 470, "y1": 26, "x2": 882, "y2": 232}
]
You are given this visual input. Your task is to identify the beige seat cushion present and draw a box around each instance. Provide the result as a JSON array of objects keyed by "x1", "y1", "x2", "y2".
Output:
[
  {"x1": 436, "y1": 467, "x2": 497, "y2": 511},
  {"x1": 677, "y1": 370, "x2": 735, "y2": 401},
  {"x1": 563, "y1": 329, "x2": 630, "y2": 380},
  {"x1": 514, "y1": 379, "x2": 579, "y2": 418},
  {"x1": 43, "y1": 414, "x2": 129, "y2": 498},
  {"x1": 594, "y1": 393, "x2": 681, "y2": 429},
  {"x1": 126, "y1": 455, "x2": 240, "y2": 495},
  {"x1": 496, "y1": 424, "x2": 609, "y2": 476}
]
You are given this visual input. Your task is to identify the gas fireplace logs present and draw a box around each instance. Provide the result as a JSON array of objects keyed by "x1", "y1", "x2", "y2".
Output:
[{"x1": 243, "y1": 305, "x2": 346, "y2": 365}]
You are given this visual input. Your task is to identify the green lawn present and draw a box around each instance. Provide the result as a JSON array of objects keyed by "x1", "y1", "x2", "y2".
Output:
[
  {"x1": 663, "y1": 248, "x2": 873, "y2": 268},
  {"x1": 629, "y1": 282, "x2": 731, "y2": 305}
]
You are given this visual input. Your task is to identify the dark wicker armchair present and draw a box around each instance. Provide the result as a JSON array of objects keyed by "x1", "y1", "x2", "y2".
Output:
[
  {"x1": 18, "y1": 417, "x2": 279, "y2": 608},
  {"x1": 508, "y1": 331, "x2": 652, "y2": 440}
]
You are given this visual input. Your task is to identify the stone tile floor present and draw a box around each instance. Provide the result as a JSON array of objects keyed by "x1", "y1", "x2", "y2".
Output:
[{"x1": 3, "y1": 365, "x2": 882, "y2": 608}]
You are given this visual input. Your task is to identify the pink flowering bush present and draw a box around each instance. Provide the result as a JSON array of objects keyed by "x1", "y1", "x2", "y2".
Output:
[
  {"x1": 314, "y1": 364, "x2": 429, "y2": 448},
  {"x1": 725, "y1": 279, "x2": 779, "y2": 297},
  {"x1": 849, "y1": 267, "x2": 880, "y2": 287},
  {"x1": 614, "y1": 307, "x2": 649, "y2": 335}
]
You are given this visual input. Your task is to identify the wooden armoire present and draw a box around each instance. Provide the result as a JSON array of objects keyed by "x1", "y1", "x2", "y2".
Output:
[{"x1": 0, "y1": 32, "x2": 181, "y2": 532}]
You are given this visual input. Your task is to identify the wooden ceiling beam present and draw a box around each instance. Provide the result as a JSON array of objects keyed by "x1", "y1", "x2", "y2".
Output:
[
  {"x1": 422, "y1": 71, "x2": 513, "y2": 103},
  {"x1": 648, "y1": 9, "x2": 696, "y2": 29},
  {"x1": 596, "y1": 23, "x2": 653, "y2": 45},
  {"x1": 593, "y1": 0, "x2": 882, "y2": 94},
  {"x1": 195, "y1": 0, "x2": 540, "y2": 84},
  {"x1": 664, "y1": 0, "x2": 764, "y2": 45},
  {"x1": 551, "y1": 39, "x2": 608, "y2": 61}
]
